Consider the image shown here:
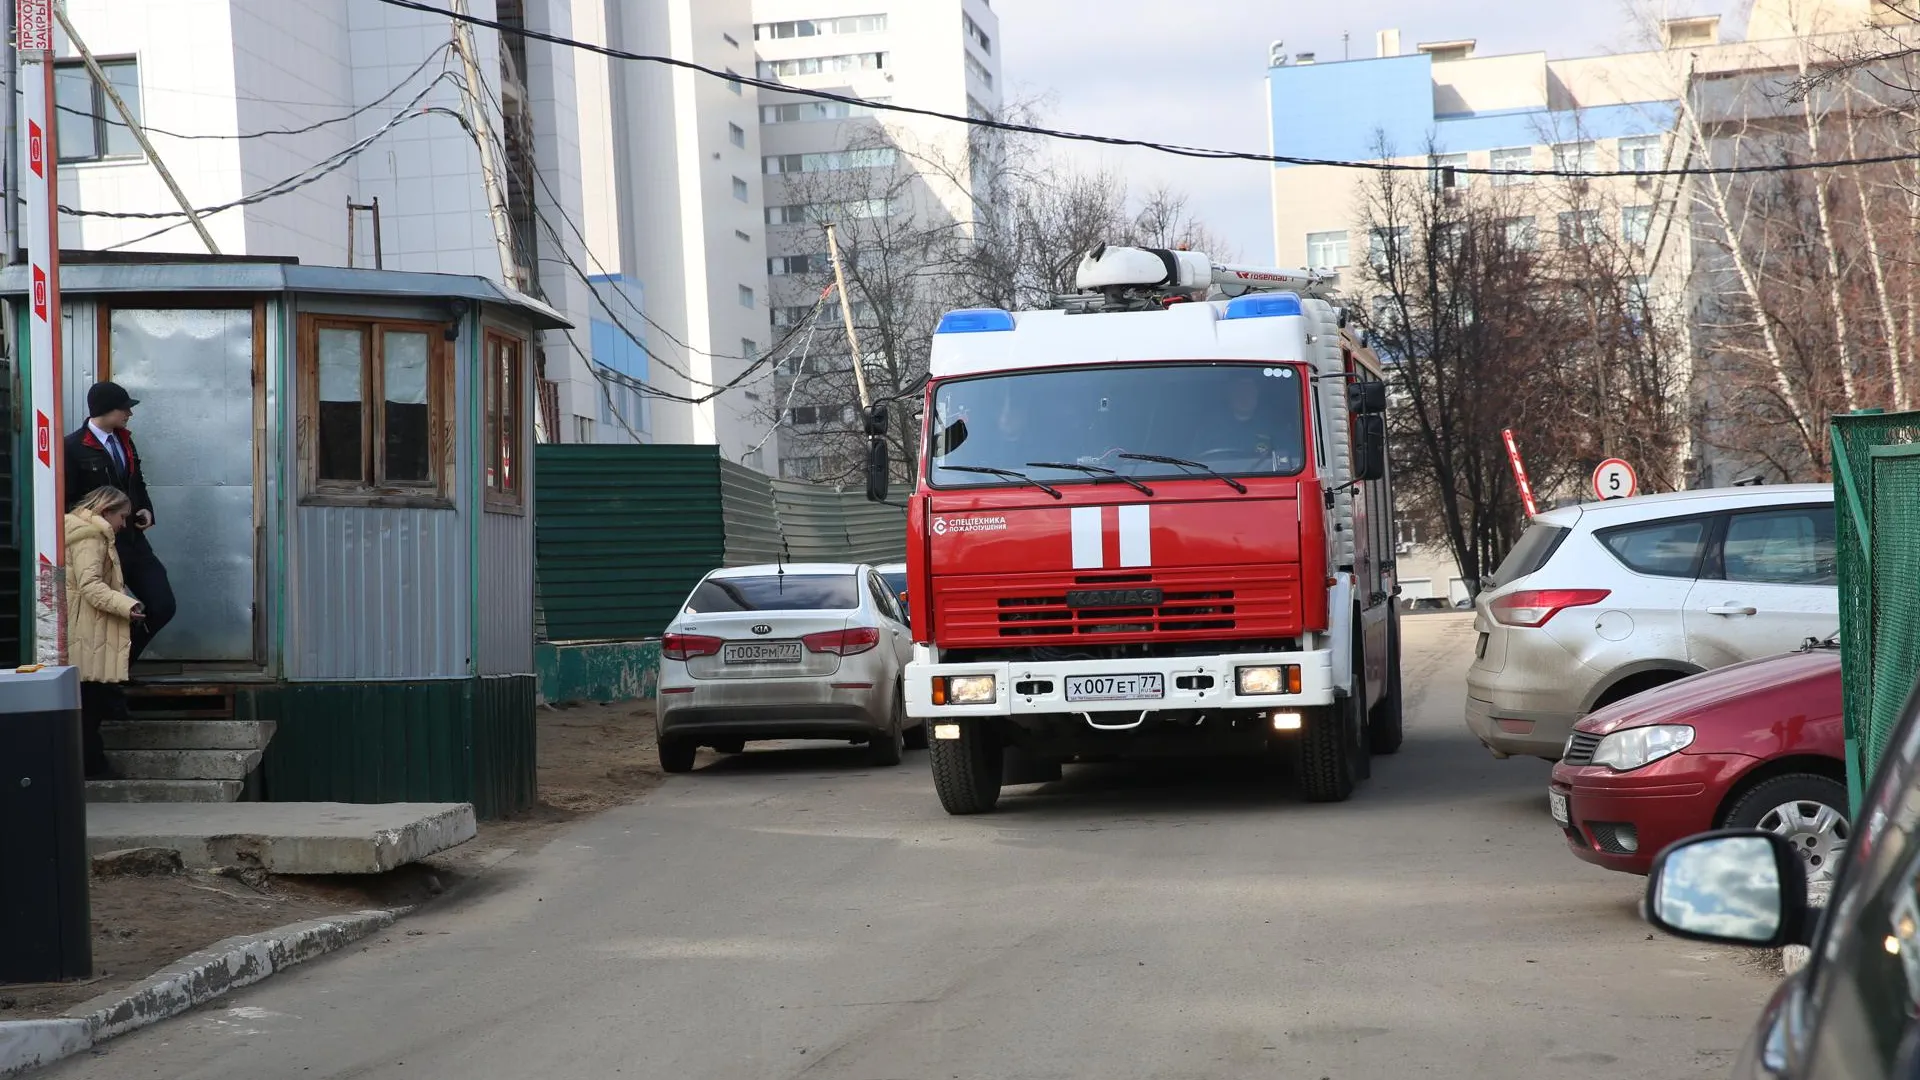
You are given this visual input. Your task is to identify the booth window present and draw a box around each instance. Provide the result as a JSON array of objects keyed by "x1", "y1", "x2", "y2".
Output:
[
  {"x1": 301, "y1": 315, "x2": 450, "y2": 505},
  {"x1": 484, "y1": 330, "x2": 526, "y2": 510}
]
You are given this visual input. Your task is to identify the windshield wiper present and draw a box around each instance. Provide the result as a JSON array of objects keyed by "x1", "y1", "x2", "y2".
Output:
[
  {"x1": 941, "y1": 465, "x2": 1063, "y2": 499},
  {"x1": 1117, "y1": 452, "x2": 1248, "y2": 494},
  {"x1": 1026, "y1": 461, "x2": 1154, "y2": 497}
]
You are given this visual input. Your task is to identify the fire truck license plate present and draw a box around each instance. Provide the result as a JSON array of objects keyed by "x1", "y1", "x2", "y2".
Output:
[{"x1": 1065, "y1": 674, "x2": 1166, "y2": 702}]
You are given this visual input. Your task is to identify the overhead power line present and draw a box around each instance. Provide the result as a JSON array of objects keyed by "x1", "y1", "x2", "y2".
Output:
[{"x1": 374, "y1": 0, "x2": 1920, "y2": 180}]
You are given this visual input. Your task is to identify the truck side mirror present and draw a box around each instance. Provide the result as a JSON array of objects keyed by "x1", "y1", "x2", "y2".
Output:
[
  {"x1": 1348, "y1": 380, "x2": 1388, "y2": 415},
  {"x1": 865, "y1": 438, "x2": 890, "y2": 502},
  {"x1": 1354, "y1": 414, "x2": 1387, "y2": 482},
  {"x1": 864, "y1": 403, "x2": 889, "y2": 437}
]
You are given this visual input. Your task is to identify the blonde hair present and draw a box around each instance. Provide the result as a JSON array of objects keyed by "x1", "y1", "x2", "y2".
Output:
[{"x1": 74, "y1": 486, "x2": 132, "y2": 518}]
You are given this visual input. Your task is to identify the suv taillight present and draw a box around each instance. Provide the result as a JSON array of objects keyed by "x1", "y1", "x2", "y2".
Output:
[
  {"x1": 1489, "y1": 589, "x2": 1611, "y2": 628},
  {"x1": 803, "y1": 627, "x2": 880, "y2": 656},
  {"x1": 662, "y1": 633, "x2": 724, "y2": 661}
]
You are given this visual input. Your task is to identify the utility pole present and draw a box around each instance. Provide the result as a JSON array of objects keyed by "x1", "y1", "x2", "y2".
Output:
[
  {"x1": 54, "y1": 7, "x2": 217, "y2": 254},
  {"x1": 823, "y1": 222, "x2": 870, "y2": 409},
  {"x1": 449, "y1": 0, "x2": 519, "y2": 287}
]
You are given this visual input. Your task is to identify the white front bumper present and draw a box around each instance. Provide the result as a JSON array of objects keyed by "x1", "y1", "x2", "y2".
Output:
[{"x1": 904, "y1": 646, "x2": 1337, "y2": 719}]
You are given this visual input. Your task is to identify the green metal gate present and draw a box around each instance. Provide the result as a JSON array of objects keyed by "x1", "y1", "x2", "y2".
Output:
[{"x1": 1831, "y1": 411, "x2": 1920, "y2": 809}]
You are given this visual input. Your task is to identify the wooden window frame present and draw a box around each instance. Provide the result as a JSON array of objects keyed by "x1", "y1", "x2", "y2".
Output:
[
  {"x1": 298, "y1": 313, "x2": 454, "y2": 509},
  {"x1": 484, "y1": 328, "x2": 527, "y2": 513}
]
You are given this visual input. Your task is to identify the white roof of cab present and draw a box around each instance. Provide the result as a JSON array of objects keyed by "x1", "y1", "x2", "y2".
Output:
[{"x1": 929, "y1": 299, "x2": 1334, "y2": 379}]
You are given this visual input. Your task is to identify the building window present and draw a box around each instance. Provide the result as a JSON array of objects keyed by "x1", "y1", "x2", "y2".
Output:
[
  {"x1": 739, "y1": 285, "x2": 756, "y2": 309},
  {"x1": 1501, "y1": 216, "x2": 1539, "y2": 251},
  {"x1": 736, "y1": 229, "x2": 753, "y2": 242},
  {"x1": 723, "y1": 32, "x2": 740, "y2": 47},
  {"x1": 967, "y1": 95, "x2": 994, "y2": 121},
  {"x1": 725, "y1": 68, "x2": 743, "y2": 94},
  {"x1": 1551, "y1": 141, "x2": 1597, "y2": 174},
  {"x1": 758, "y1": 53, "x2": 888, "y2": 80},
  {"x1": 1629, "y1": 274, "x2": 1653, "y2": 307},
  {"x1": 1622, "y1": 205, "x2": 1653, "y2": 247},
  {"x1": 729, "y1": 122, "x2": 746, "y2": 148},
  {"x1": 964, "y1": 50, "x2": 994, "y2": 88},
  {"x1": 483, "y1": 331, "x2": 525, "y2": 510},
  {"x1": 760, "y1": 99, "x2": 885, "y2": 123},
  {"x1": 769, "y1": 253, "x2": 830, "y2": 276},
  {"x1": 963, "y1": 12, "x2": 992, "y2": 54},
  {"x1": 1430, "y1": 152, "x2": 1469, "y2": 189},
  {"x1": 742, "y1": 338, "x2": 759, "y2": 358},
  {"x1": 1489, "y1": 146, "x2": 1533, "y2": 186},
  {"x1": 55, "y1": 58, "x2": 143, "y2": 162},
  {"x1": 1305, "y1": 230, "x2": 1350, "y2": 270},
  {"x1": 1558, "y1": 210, "x2": 1603, "y2": 246},
  {"x1": 763, "y1": 148, "x2": 896, "y2": 174},
  {"x1": 300, "y1": 315, "x2": 450, "y2": 504},
  {"x1": 1619, "y1": 134, "x2": 1663, "y2": 172},
  {"x1": 732, "y1": 176, "x2": 749, "y2": 202},
  {"x1": 575, "y1": 416, "x2": 596, "y2": 444},
  {"x1": 755, "y1": 15, "x2": 887, "y2": 40},
  {"x1": 1368, "y1": 226, "x2": 1409, "y2": 270},
  {"x1": 766, "y1": 199, "x2": 892, "y2": 224}
]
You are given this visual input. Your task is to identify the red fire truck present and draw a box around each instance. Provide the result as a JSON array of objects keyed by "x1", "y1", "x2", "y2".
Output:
[{"x1": 866, "y1": 244, "x2": 1402, "y2": 815}]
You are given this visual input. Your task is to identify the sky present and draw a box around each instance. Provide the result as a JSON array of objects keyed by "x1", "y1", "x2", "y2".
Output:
[{"x1": 993, "y1": 0, "x2": 1749, "y2": 263}]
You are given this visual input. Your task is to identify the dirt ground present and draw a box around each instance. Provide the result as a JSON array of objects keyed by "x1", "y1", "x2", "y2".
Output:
[{"x1": 3, "y1": 699, "x2": 661, "y2": 1021}]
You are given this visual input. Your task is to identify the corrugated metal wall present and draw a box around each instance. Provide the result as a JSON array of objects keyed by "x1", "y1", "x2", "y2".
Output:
[
  {"x1": 478, "y1": 509, "x2": 535, "y2": 675},
  {"x1": 534, "y1": 444, "x2": 726, "y2": 642},
  {"x1": 287, "y1": 507, "x2": 471, "y2": 678},
  {"x1": 536, "y1": 445, "x2": 907, "y2": 643}
]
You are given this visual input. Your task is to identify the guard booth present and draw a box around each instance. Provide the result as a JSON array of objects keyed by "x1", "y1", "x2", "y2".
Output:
[{"x1": 3, "y1": 254, "x2": 558, "y2": 818}]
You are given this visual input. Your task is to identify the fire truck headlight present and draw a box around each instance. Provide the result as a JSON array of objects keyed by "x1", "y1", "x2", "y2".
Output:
[
  {"x1": 1237, "y1": 666, "x2": 1301, "y2": 696},
  {"x1": 947, "y1": 675, "x2": 997, "y2": 705}
]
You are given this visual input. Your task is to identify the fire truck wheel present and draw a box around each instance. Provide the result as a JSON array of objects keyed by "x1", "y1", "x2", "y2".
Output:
[
  {"x1": 1299, "y1": 640, "x2": 1366, "y2": 802},
  {"x1": 659, "y1": 737, "x2": 697, "y2": 774},
  {"x1": 1369, "y1": 612, "x2": 1406, "y2": 755},
  {"x1": 929, "y1": 720, "x2": 1004, "y2": 814}
]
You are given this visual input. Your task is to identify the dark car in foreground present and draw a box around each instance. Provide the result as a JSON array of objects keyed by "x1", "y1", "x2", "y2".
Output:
[
  {"x1": 1642, "y1": 677, "x2": 1920, "y2": 1078},
  {"x1": 1551, "y1": 641, "x2": 1847, "y2": 880}
]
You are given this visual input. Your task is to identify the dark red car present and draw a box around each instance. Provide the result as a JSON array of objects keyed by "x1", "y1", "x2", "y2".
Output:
[{"x1": 1550, "y1": 642, "x2": 1847, "y2": 882}]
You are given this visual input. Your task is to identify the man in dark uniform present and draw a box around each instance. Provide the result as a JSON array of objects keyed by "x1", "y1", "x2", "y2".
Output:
[{"x1": 66, "y1": 381, "x2": 175, "y2": 663}]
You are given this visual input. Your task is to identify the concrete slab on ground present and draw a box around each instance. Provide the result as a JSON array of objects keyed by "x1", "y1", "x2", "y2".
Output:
[{"x1": 84, "y1": 802, "x2": 476, "y2": 874}]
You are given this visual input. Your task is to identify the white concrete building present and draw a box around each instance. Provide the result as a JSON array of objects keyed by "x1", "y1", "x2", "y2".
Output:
[
  {"x1": 17, "y1": 0, "x2": 601, "y2": 441},
  {"x1": 751, "y1": 0, "x2": 1001, "y2": 479},
  {"x1": 571, "y1": 0, "x2": 774, "y2": 460}
]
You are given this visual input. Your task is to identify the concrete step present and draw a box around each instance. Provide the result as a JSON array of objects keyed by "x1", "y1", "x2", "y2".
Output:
[
  {"x1": 102, "y1": 748, "x2": 263, "y2": 782},
  {"x1": 85, "y1": 779, "x2": 243, "y2": 803},
  {"x1": 85, "y1": 802, "x2": 478, "y2": 873},
  {"x1": 100, "y1": 719, "x2": 275, "y2": 751}
]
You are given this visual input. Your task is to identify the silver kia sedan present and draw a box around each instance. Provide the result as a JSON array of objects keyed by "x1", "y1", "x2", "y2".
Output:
[{"x1": 656, "y1": 563, "x2": 919, "y2": 772}]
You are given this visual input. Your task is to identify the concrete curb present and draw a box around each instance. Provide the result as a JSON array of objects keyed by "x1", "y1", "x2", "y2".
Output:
[{"x1": 0, "y1": 908, "x2": 404, "y2": 1078}]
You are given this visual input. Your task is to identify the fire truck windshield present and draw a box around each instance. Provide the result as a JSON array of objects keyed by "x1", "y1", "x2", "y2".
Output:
[{"x1": 927, "y1": 362, "x2": 1309, "y2": 486}]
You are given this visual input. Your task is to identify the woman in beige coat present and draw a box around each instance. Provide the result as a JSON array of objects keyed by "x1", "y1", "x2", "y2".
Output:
[{"x1": 66, "y1": 486, "x2": 144, "y2": 779}]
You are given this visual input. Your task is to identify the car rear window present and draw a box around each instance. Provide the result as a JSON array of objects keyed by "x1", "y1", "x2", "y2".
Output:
[
  {"x1": 1599, "y1": 518, "x2": 1708, "y2": 578},
  {"x1": 1487, "y1": 524, "x2": 1569, "y2": 588},
  {"x1": 686, "y1": 574, "x2": 859, "y2": 613}
]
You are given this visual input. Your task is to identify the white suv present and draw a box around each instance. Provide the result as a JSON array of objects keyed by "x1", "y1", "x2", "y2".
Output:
[{"x1": 1466, "y1": 484, "x2": 1838, "y2": 761}]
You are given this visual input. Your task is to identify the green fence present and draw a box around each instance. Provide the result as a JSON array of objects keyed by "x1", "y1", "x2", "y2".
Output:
[
  {"x1": 534, "y1": 445, "x2": 907, "y2": 643},
  {"x1": 1831, "y1": 411, "x2": 1920, "y2": 809}
]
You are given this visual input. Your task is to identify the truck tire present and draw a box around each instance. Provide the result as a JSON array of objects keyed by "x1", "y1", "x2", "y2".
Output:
[
  {"x1": 928, "y1": 719, "x2": 1003, "y2": 814},
  {"x1": 1299, "y1": 644, "x2": 1366, "y2": 802},
  {"x1": 1369, "y1": 610, "x2": 1406, "y2": 755}
]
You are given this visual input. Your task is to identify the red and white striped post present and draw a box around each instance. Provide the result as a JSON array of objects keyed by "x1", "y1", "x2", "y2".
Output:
[
  {"x1": 19, "y1": 0, "x2": 66, "y2": 665},
  {"x1": 1502, "y1": 428, "x2": 1538, "y2": 520}
]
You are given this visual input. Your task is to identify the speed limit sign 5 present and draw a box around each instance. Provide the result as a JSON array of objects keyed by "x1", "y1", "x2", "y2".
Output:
[{"x1": 1592, "y1": 458, "x2": 1638, "y2": 500}]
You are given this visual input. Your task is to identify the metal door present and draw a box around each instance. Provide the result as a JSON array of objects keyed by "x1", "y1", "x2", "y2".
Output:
[{"x1": 107, "y1": 308, "x2": 256, "y2": 662}]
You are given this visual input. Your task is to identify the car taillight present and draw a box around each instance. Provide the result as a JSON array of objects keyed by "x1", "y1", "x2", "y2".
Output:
[
  {"x1": 803, "y1": 627, "x2": 880, "y2": 656},
  {"x1": 1489, "y1": 589, "x2": 1611, "y2": 628},
  {"x1": 661, "y1": 633, "x2": 723, "y2": 661}
]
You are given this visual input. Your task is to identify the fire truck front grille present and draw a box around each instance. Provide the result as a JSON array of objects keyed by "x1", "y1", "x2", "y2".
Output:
[{"x1": 933, "y1": 569, "x2": 1301, "y2": 645}]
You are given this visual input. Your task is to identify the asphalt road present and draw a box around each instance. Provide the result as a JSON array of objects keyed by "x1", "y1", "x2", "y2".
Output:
[{"x1": 54, "y1": 613, "x2": 1776, "y2": 1080}]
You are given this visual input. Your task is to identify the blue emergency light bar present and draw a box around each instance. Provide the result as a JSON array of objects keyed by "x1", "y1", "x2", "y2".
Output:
[
  {"x1": 935, "y1": 308, "x2": 1017, "y2": 334},
  {"x1": 1223, "y1": 293, "x2": 1304, "y2": 320}
]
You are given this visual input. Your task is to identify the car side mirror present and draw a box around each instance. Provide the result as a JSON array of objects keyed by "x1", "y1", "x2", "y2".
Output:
[
  {"x1": 1353, "y1": 413, "x2": 1387, "y2": 482},
  {"x1": 1643, "y1": 831, "x2": 1811, "y2": 948},
  {"x1": 1348, "y1": 380, "x2": 1388, "y2": 415},
  {"x1": 865, "y1": 438, "x2": 890, "y2": 503}
]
